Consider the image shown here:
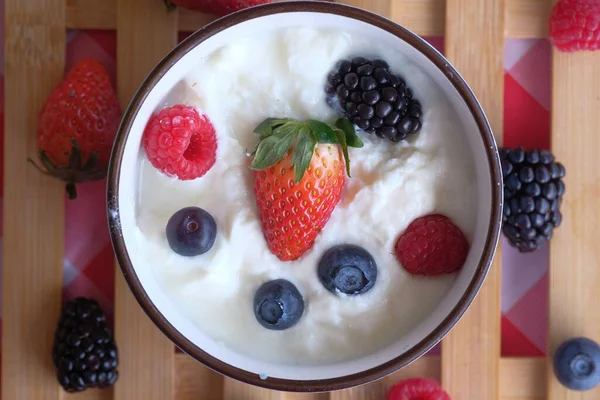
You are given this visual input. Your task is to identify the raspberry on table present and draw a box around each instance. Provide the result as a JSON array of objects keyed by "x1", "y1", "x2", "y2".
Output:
[
  {"x1": 52, "y1": 297, "x2": 119, "y2": 392},
  {"x1": 143, "y1": 104, "x2": 217, "y2": 180},
  {"x1": 500, "y1": 147, "x2": 565, "y2": 252},
  {"x1": 549, "y1": 0, "x2": 600, "y2": 52},
  {"x1": 394, "y1": 214, "x2": 469, "y2": 276},
  {"x1": 388, "y1": 378, "x2": 451, "y2": 400}
]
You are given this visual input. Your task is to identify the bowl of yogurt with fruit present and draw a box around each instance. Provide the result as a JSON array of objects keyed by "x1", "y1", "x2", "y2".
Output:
[{"x1": 107, "y1": 1, "x2": 502, "y2": 392}]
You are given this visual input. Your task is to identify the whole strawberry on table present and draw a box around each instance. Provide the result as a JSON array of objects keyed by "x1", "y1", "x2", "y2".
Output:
[{"x1": 31, "y1": 59, "x2": 122, "y2": 199}]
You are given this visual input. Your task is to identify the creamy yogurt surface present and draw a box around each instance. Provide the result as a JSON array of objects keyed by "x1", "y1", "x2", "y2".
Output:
[{"x1": 135, "y1": 26, "x2": 476, "y2": 365}]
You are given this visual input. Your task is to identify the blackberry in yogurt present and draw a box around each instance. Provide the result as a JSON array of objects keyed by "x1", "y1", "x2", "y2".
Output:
[{"x1": 325, "y1": 56, "x2": 423, "y2": 142}]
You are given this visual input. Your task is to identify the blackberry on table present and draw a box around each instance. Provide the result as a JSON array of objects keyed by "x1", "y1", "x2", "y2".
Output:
[
  {"x1": 325, "y1": 57, "x2": 423, "y2": 142},
  {"x1": 500, "y1": 147, "x2": 566, "y2": 253},
  {"x1": 52, "y1": 297, "x2": 119, "y2": 392}
]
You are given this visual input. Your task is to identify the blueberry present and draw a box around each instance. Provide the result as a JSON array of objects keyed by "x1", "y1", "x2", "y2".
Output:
[
  {"x1": 166, "y1": 207, "x2": 217, "y2": 256},
  {"x1": 253, "y1": 279, "x2": 304, "y2": 330},
  {"x1": 553, "y1": 337, "x2": 600, "y2": 391},
  {"x1": 317, "y1": 244, "x2": 377, "y2": 295}
]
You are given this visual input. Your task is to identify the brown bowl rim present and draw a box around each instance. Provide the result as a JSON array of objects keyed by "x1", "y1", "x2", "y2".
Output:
[{"x1": 107, "y1": 0, "x2": 503, "y2": 393}]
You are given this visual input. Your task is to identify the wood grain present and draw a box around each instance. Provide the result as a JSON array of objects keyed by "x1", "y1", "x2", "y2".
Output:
[
  {"x1": 500, "y1": 358, "x2": 545, "y2": 399},
  {"x1": 504, "y1": 0, "x2": 549, "y2": 39},
  {"x1": 2, "y1": 0, "x2": 66, "y2": 399},
  {"x1": 67, "y1": 0, "x2": 117, "y2": 30},
  {"x1": 66, "y1": 0, "x2": 548, "y2": 38},
  {"x1": 441, "y1": 0, "x2": 504, "y2": 399},
  {"x1": 70, "y1": 388, "x2": 113, "y2": 400},
  {"x1": 336, "y1": 0, "x2": 391, "y2": 17},
  {"x1": 175, "y1": 354, "x2": 223, "y2": 400},
  {"x1": 330, "y1": 357, "x2": 440, "y2": 400},
  {"x1": 113, "y1": 0, "x2": 178, "y2": 399},
  {"x1": 390, "y1": 0, "x2": 445, "y2": 37},
  {"x1": 61, "y1": 355, "x2": 542, "y2": 399},
  {"x1": 547, "y1": 49, "x2": 600, "y2": 399},
  {"x1": 223, "y1": 378, "x2": 280, "y2": 400}
]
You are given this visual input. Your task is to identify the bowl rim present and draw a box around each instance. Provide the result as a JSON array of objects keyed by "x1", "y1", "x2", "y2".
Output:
[{"x1": 107, "y1": 0, "x2": 503, "y2": 392}]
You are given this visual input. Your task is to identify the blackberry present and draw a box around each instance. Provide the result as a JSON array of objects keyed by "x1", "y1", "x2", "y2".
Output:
[
  {"x1": 325, "y1": 56, "x2": 423, "y2": 142},
  {"x1": 500, "y1": 147, "x2": 566, "y2": 252},
  {"x1": 52, "y1": 297, "x2": 119, "y2": 392}
]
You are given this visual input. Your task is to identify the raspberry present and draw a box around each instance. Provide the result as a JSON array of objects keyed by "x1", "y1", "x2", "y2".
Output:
[
  {"x1": 142, "y1": 104, "x2": 217, "y2": 180},
  {"x1": 394, "y1": 214, "x2": 469, "y2": 276},
  {"x1": 388, "y1": 378, "x2": 451, "y2": 400},
  {"x1": 549, "y1": 0, "x2": 600, "y2": 52}
]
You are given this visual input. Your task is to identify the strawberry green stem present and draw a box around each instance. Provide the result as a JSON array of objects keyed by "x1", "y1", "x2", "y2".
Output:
[
  {"x1": 164, "y1": 0, "x2": 177, "y2": 12},
  {"x1": 66, "y1": 183, "x2": 78, "y2": 200}
]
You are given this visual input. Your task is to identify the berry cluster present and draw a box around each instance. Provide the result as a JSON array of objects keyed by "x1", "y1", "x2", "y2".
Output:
[
  {"x1": 326, "y1": 57, "x2": 422, "y2": 142},
  {"x1": 52, "y1": 298, "x2": 119, "y2": 392},
  {"x1": 500, "y1": 147, "x2": 565, "y2": 252}
]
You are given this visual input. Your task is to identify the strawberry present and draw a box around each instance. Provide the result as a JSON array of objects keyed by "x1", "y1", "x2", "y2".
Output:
[
  {"x1": 394, "y1": 214, "x2": 469, "y2": 276},
  {"x1": 164, "y1": 0, "x2": 270, "y2": 17},
  {"x1": 251, "y1": 117, "x2": 363, "y2": 261},
  {"x1": 31, "y1": 59, "x2": 122, "y2": 199},
  {"x1": 388, "y1": 378, "x2": 451, "y2": 400}
]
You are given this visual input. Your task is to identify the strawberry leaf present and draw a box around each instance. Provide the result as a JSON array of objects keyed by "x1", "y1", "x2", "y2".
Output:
[
  {"x1": 307, "y1": 119, "x2": 338, "y2": 144},
  {"x1": 250, "y1": 124, "x2": 297, "y2": 171},
  {"x1": 334, "y1": 128, "x2": 352, "y2": 177},
  {"x1": 292, "y1": 127, "x2": 317, "y2": 183},
  {"x1": 254, "y1": 118, "x2": 289, "y2": 138},
  {"x1": 335, "y1": 118, "x2": 363, "y2": 148},
  {"x1": 164, "y1": 0, "x2": 177, "y2": 12}
]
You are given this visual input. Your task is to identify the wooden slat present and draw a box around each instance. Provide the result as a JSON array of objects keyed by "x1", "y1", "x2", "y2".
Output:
[
  {"x1": 113, "y1": 0, "x2": 178, "y2": 399},
  {"x1": 390, "y1": 0, "x2": 445, "y2": 37},
  {"x1": 547, "y1": 47, "x2": 600, "y2": 399},
  {"x1": 337, "y1": 0, "x2": 391, "y2": 17},
  {"x1": 66, "y1": 0, "x2": 548, "y2": 38},
  {"x1": 504, "y1": 0, "x2": 549, "y2": 39},
  {"x1": 217, "y1": 355, "x2": 546, "y2": 400},
  {"x1": 500, "y1": 358, "x2": 546, "y2": 399},
  {"x1": 175, "y1": 354, "x2": 223, "y2": 400},
  {"x1": 70, "y1": 388, "x2": 113, "y2": 400},
  {"x1": 330, "y1": 356, "x2": 441, "y2": 400},
  {"x1": 223, "y1": 378, "x2": 280, "y2": 400},
  {"x1": 2, "y1": 0, "x2": 66, "y2": 399},
  {"x1": 441, "y1": 0, "x2": 504, "y2": 399},
  {"x1": 66, "y1": 0, "x2": 117, "y2": 30}
]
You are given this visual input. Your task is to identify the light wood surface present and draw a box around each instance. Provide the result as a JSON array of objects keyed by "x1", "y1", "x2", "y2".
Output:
[
  {"x1": 441, "y1": 0, "x2": 504, "y2": 399},
  {"x1": 58, "y1": 355, "x2": 551, "y2": 399},
  {"x1": 66, "y1": 0, "x2": 547, "y2": 38},
  {"x1": 2, "y1": 0, "x2": 66, "y2": 399},
  {"x1": 112, "y1": 0, "x2": 178, "y2": 399},
  {"x1": 107, "y1": 354, "x2": 546, "y2": 399},
  {"x1": 547, "y1": 49, "x2": 600, "y2": 399},
  {"x1": 175, "y1": 354, "x2": 223, "y2": 400}
]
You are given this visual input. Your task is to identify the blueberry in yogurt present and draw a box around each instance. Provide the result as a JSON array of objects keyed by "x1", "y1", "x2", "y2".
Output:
[
  {"x1": 317, "y1": 244, "x2": 377, "y2": 295},
  {"x1": 253, "y1": 279, "x2": 304, "y2": 330},
  {"x1": 166, "y1": 207, "x2": 217, "y2": 256}
]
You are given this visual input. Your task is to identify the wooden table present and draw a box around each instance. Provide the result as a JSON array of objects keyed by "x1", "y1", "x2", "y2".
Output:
[{"x1": 3, "y1": 0, "x2": 599, "y2": 399}]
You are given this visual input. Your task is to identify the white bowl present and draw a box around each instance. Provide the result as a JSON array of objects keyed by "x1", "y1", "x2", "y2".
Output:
[{"x1": 107, "y1": 1, "x2": 503, "y2": 392}]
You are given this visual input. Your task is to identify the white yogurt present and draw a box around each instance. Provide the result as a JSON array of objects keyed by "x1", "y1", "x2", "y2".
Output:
[{"x1": 135, "y1": 27, "x2": 476, "y2": 365}]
